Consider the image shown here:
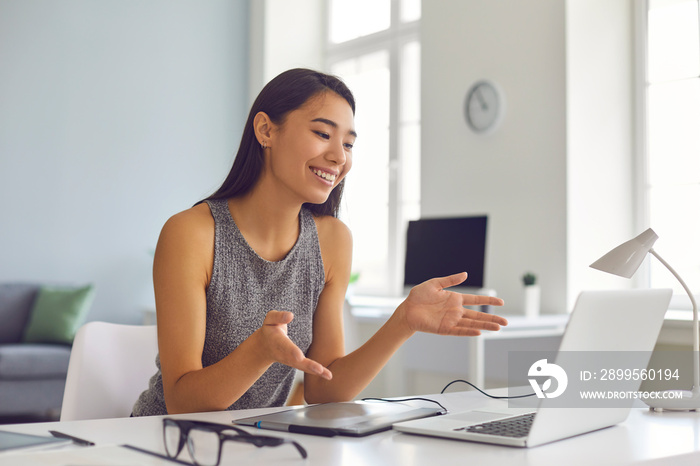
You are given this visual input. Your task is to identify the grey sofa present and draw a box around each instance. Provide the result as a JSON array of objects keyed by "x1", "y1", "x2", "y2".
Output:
[{"x1": 0, "y1": 284, "x2": 72, "y2": 418}]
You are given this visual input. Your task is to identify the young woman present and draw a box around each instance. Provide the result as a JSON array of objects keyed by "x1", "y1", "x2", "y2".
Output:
[{"x1": 132, "y1": 68, "x2": 508, "y2": 416}]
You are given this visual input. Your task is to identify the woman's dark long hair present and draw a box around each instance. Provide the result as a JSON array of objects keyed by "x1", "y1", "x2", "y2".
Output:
[{"x1": 201, "y1": 68, "x2": 355, "y2": 217}]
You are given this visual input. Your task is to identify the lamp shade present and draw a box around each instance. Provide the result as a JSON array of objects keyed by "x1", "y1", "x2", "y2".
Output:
[{"x1": 589, "y1": 228, "x2": 659, "y2": 278}]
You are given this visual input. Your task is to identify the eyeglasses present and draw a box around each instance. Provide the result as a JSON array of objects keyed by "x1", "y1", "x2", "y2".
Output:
[{"x1": 162, "y1": 418, "x2": 307, "y2": 466}]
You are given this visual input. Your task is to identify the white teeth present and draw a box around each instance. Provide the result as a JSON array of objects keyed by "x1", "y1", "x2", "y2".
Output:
[{"x1": 313, "y1": 169, "x2": 336, "y2": 182}]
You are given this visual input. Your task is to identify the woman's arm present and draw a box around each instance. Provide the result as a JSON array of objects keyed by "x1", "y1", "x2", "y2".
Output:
[
  {"x1": 304, "y1": 217, "x2": 507, "y2": 403},
  {"x1": 155, "y1": 205, "x2": 329, "y2": 414}
]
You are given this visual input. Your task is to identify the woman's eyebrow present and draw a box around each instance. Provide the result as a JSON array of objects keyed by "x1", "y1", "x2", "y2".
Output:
[{"x1": 311, "y1": 118, "x2": 358, "y2": 138}]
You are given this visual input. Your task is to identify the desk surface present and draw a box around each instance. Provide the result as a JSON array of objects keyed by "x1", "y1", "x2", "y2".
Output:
[{"x1": 3, "y1": 390, "x2": 700, "y2": 465}]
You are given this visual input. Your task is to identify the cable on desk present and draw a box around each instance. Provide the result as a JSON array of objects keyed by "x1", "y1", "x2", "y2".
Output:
[
  {"x1": 440, "y1": 379, "x2": 536, "y2": 399},
  {"x1": 361, "y1": 397, "x2": 447, "y2": 413}
]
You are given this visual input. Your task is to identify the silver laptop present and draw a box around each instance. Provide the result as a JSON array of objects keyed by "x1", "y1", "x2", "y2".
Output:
[{"x1": 393, "y1": 289, "x2": 673, "y2": 448}]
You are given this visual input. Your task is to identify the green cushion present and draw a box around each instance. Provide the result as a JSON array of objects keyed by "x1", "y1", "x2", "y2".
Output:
[{"x1": 22, "y1": 284, "x2": 95, "y2": 344}]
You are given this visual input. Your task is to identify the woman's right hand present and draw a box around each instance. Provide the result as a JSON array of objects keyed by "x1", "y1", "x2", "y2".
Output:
[{"x1": 258, "y1": 310, "x2": 332, "y2": 380}]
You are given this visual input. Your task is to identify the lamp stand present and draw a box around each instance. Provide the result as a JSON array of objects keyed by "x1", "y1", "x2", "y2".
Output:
[{"x1": 644, "y1": 249, "x2": 700, "y2": 412}]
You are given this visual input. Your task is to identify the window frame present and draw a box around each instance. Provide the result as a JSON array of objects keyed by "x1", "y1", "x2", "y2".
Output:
[
  {"x1": 324, "y1": 0, "x2": 421, "y2": 295},
  {"x1": 635, "y1": 0, "x2": 700, "y2": 310}
]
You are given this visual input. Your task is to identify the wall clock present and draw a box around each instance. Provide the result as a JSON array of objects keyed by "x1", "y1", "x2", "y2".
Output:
[{"x1": 464, "y1": 80, "x2": 504, "y2": 134}]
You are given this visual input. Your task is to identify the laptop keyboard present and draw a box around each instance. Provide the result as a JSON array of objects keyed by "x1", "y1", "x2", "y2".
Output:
[{"x1": 457, "y1": 412, "x2": 536, "y2": 438}]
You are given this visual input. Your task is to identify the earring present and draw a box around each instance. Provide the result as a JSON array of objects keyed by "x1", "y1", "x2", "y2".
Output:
[{"x1": 260, "y1": 140, "x2": 266, "y2": 149}]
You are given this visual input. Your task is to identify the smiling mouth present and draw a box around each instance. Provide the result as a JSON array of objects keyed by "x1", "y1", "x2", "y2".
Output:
[{"x1": 311, "y1": 168, "x2": 337, "y2": 183}]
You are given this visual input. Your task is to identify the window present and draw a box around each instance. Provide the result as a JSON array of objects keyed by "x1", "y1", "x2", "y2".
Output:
[
  {"x1": 326, "y1": 0, "x2": 421, "y2": 295},
  {"x1": 642, "y1": 0, "x2": 700, "y2": 302}
]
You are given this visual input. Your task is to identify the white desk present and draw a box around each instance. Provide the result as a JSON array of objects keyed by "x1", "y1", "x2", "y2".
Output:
[
  {"x1": 349, "y1": 296, "x2": 568, "y2": 390},
  {"x1": 3, "y1": 390, "x2": 700, "y2": 465}
]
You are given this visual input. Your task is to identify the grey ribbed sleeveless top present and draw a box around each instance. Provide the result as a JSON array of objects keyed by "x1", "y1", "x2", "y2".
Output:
[{"x1": 132, "y1": 199, "x2": 325, "y2": 416}]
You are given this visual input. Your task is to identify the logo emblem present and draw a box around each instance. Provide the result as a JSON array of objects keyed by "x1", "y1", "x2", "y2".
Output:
[{"x1": 528, "y1": 359, "x2": 568, "y2": 399}]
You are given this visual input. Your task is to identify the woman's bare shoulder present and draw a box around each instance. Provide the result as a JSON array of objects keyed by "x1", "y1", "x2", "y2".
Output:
[
  {"x1": 313, "y1": 214, "x2": 352, "y2": 283},
  {"x1": 154, "y1": 203, "x2": 216, "y2": 286},
  {"x1": 313, "y1": 214, "x2": 352, "y2": 248},
  {"x1": 157, "y1": 203, "x2": 215, "y2": 254},
  {"x1": 162, "y1": 203, "x2": 214, "y2": 236}
]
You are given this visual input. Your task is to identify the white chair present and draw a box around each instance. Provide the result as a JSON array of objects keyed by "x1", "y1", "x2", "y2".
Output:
[{"x1": 60, "y1": 321, "x2": 158, "y2": 421}]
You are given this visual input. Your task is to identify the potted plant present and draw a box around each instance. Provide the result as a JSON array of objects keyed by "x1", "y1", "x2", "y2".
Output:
[{"x1": 522, "y1": 272, "x2": 540, "y2": 318}]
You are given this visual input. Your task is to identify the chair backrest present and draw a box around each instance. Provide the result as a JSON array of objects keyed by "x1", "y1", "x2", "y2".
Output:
[{"x1": 60, "y1": 321, "x2": 158, "y2": 421}]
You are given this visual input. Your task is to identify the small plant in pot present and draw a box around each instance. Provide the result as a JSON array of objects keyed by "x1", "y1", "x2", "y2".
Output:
[
  {"x1": 522, "y1": 272, "x2": 537, "y2": 287},
  {"x1": 522, "y1": 272, "x2": 540, "y2": 318}
]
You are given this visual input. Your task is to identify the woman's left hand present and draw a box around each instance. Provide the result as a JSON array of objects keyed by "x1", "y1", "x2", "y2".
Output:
[{"x1": 400, "y1": 272, "x2": 507, "y2": 336}]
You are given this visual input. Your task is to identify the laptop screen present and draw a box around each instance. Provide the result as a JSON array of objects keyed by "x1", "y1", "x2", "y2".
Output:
[{"x1": 403, "y1": 216, "x2": 488, "y2": 288}]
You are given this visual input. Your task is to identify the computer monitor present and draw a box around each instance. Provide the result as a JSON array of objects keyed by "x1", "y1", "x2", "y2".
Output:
[{"x1": 403, "y1": 216, "x2": 488, "y2": 289}]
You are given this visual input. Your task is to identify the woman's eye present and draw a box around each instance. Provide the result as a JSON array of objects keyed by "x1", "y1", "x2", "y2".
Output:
[
  {"x1": 314, "y1": 131, "x2": 330, "y2": 139},
  {"x1": 344, "y1": 142, "x2": 354, "y2": 150}
]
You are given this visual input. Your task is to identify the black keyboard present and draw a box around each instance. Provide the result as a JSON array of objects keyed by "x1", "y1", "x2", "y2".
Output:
[{"x1": 459, "y1": 412, "x2": 536, "y2": 438}]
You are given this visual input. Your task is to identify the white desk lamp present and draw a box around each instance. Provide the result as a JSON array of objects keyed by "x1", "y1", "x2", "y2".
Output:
[{"x1": 590, "y1": 228, "x2": 700, "y2": 411}]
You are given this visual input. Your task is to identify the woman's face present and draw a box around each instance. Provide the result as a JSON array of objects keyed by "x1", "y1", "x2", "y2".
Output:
[{"x1": 264, "y1": 91, "x2": 356, "y2": 206}]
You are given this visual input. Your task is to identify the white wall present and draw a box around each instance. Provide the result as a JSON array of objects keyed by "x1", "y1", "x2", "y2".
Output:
[
  {"x1": 422, "y1": 0, "x2": 568, "y2": 314},
  {"x1": 566, "y1": 0, "x2": 637, "y2": 302},
  {"x1": 422, "y1": 0, "x2": 636, "y2": 314},
  {"x1": 248, "y1": 0, "x2": 325, "y2": 100},
  {"x1": 0, "y1": 0, "x2": 250, "y2": 324}
]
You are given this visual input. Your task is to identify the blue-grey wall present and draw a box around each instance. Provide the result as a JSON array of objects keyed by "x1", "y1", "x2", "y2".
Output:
[{"x1": 0, "y1": 0, "x2": 250, "y2": 324}]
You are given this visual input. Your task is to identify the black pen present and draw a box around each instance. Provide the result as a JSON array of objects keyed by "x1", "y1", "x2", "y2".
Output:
[
  {"x1": 122, "y1": 444, "x2": 192, "y2": 465},
  {"x1": 49, "y1": 430, "x2": 95, "y2": 446}
]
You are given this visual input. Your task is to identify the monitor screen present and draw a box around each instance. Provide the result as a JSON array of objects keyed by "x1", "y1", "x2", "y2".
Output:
[{"x1": 403, "y1": 216, "x2": 488, "y2": 288}]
